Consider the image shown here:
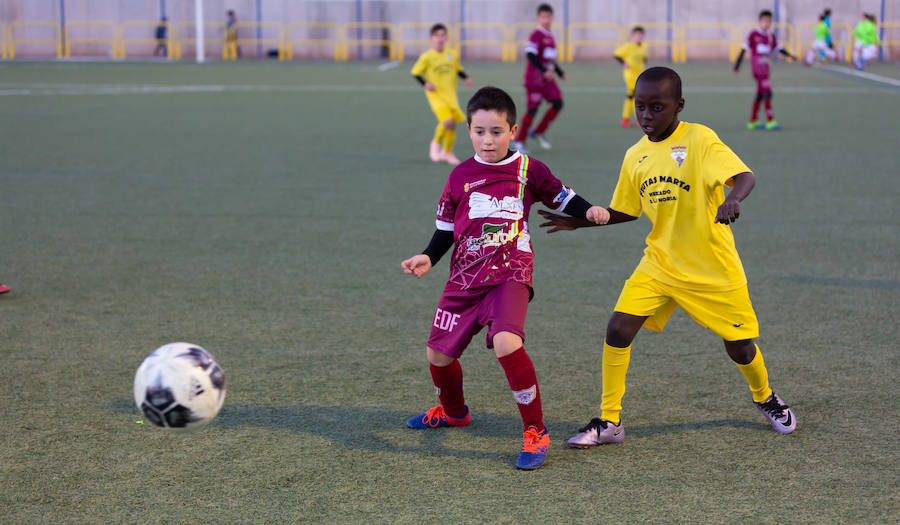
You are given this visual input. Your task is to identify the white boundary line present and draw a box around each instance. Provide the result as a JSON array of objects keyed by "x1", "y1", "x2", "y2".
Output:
[{"x1": 814, "y1": 64, "x2": 900, "y2": 89}]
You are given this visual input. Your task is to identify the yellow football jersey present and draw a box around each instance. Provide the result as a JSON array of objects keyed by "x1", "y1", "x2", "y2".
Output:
[
  {"x1": 411, "y1": 48, "x2": 464, "y2": 108},
  {"x1": 610, "y1": 121, "x2": 752, "y2": 291},
  {"x1": 614, "y1": 42, "x2": 648, "y2": 70}
]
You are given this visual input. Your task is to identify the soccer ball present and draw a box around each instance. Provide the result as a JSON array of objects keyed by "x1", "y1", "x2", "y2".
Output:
[{"x1": 133, "y1": 342, "x2": 226, "y2": 428}]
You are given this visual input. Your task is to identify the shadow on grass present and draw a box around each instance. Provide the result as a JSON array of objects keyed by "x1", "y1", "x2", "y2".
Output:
[{"x1": 110, "y1": 399, "x2": 770, "y2": 464}]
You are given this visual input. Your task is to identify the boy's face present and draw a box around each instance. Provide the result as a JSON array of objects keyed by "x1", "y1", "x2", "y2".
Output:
[
  {"x1": 430, "y1": 29, "x2": 448, "y2": 51},
  {"x1": 633, "y1": 79, "x2": 684, "y2": 142},
  {"x1": 537, "y1": 11, "x2": 553, "y2": 30},
  {"x1": 632, "y1": 30, "x2": 645, "y2": 43},
  {"x1": 468, "y1": 109, "x2": 517, "y2": 163},
  {"x1": 759, "y1": 15, "x2": 772, "y2": 31}
]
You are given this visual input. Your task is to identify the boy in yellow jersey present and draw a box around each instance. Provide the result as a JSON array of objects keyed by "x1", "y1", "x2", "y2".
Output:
[
  {"x1": 614, "y1": 26, "x2": 647, "y2": 128},
  {"x1": 412, "y1": 24, "x2": 474, "y2": 165},
  {"x1": 539, "y1": 67, "x2": 797, "y2": 446}
]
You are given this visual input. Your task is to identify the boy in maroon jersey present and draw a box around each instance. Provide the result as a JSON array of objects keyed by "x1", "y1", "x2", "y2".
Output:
[
  {"x1": 511, "y1": 3, "x2": 566, "y2": 153},
  {"x1": 733, "y1": 10, "x2": 797, "y2": 131},
  {"x1": 401, "y1": 86, "x2": 607, "y2": 470}
]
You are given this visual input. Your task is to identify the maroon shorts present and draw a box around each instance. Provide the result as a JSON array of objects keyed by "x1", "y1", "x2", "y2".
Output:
[
  {"x1": 752, "y1": 62, "x2": 771, "y2": 93},
  {"x1": 524, "y1": 78, "x2": 562, "y2": 110},
  {"x1": 427, "y1": 281, "x2": 530, "y2": 359}
]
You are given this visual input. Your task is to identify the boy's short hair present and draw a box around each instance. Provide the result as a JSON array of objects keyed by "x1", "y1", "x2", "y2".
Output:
[
  {"x1": 632, "y1": 26, "x2": 645, "y2": 34},
  {"x1": 819, "y1": 14, "x2": 825, "y2": 21},
  {"x1": 430, "y1": 23, "x2": 447, "y2": 36},
  {"x1": 823, "y1": 8, "x2": 832, "y2": 16},
  {"x1": 759, "y1": 9, "x2": 773, "y2": 19},
  {"x1": 537, "y1": 3, "x2": 553, "y2": 15},
  {"x1": 227, "y1": 9, "x2": 235, "y2": 15},
  {"x1": 636, "y1": 67, "x2": 683, "y2": 100},
  {"x1": 466, "y1": 86, "x2": 517, "y2": 128}
]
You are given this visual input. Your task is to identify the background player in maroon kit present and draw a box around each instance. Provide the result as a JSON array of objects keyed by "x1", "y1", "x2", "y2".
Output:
[
  {"x1": 511, "y1": 3, "x2": 566, "y2": 153},
  {"x1": 401, "y1": 86, "x2": 607, "y2": 470},
  {"x1": 733, "y1": 10, "x2": 797, "y2": 131}
]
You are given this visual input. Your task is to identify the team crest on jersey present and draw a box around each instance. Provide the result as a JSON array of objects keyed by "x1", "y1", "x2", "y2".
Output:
[
  {"x1": 513, "y1": 385, "x2": 537, "y2": 405},
  {"x1": 670, "y1": 146, "x2": 687, "y2": 167}
]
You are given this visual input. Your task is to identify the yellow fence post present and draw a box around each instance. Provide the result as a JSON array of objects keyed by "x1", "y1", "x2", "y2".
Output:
[
  {"x1": 9, "y1": 21, "x2": 62, "y2": 59},
  {"x1": 396, "y1": 22, "x2": 439, "y2": 62},
  {"x1": 232, "y1": 21, "x2": 284, "y2": 59},
  {"x1": 284, "y1": 22, "x2": 339, "y2": 61},
  {"x1": 341, "y1": 22, "x2": 396, "y2": 61},
  {"x1": 173, "y1": 21, "x2": 225, "y2": 60},
  {"x1": 454, "y1": 22, "x2": 509, "y2": 62},
  {"x1": 566, "y1": 22, "x2": 621, "y2": 62},
  {"x1": 120, "y1": 20, "x2": 170, "y2": 59},
  {"x1": 64, "y1": 21, "x2": 118, "y2": 58},
  {"x1": 680, "y1": 22, "x2": 737, "y2": 62},
  {"x1": 1, "y1": 24, "x2": 7, "y2": 59}
]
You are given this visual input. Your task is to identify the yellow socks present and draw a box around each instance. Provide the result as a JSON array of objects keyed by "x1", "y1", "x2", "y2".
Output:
[
  {"x1": 736, "y1": 345, "x2": 773, "y2": 403},
  {"x1": 442, "y1": 128, "x2": 456, "y2": 153},
  {"x1": 433, "y1": 123, "x2": 447, "y2": 145},
  {"x1": 600, "y1": 342, "x2": 631, "y2": 424}
]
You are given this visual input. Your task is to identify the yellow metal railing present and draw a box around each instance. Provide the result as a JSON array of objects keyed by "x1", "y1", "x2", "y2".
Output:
[
  {"x1": 285, "y1": 22, "x2": 339, "y2": 60},
  {"x1": 9, "y1": 21, "x2": 62, "y2": 59},
  {"x1": 396, "y1": 22, "x2": 438, "y2": 62},
  {"x1": 566, "y1": 22, "x2": 622, "y2": 62},
  {"x1": 224, "y1": 21, "x2": 285, "y2": 60},
  {"x1": 340, "y1": 22, "x2": 396, "y2": 61},
  {"x1": 119, "y1": 20, "x2": 169, "y2": 59},
  {"x1": 679, "y1": 22, "x2": 737, "y2": 62},
  {"x1": 632, "y1": 22, "x2": 682, "y2": 63},
  {"x1": 64, "y1": 20, "x2": 118, "y2": 58},
  {"x1": 454, "y1": 22, "x2": 511, "y2": 62},
  {"x1": 2, "y1": 20, "x2": 898, "y2": 62},
  {"x1": 172, "y1": 21, "x2": 225, "y2": 60}
]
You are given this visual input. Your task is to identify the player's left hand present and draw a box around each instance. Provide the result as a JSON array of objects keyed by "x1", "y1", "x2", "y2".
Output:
[
  {"x1": 715, "y1": 198, "x2": 741, "y2": 224},
  {"x1": 560, "y1": 72, "x2": 567, "y2": 81},
  {"x1": 543, "y1": 69, "x2": 555, "y2": 81},
  {"x1": 586, "y1": 206, "x2": 610, "y2": 225},
  {"x1": 464, "y1": 78, "x2": 474, "y2": 88}
]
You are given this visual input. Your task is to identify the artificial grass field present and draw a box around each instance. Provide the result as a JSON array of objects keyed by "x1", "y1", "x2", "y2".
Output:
[{"x1": 1, "y1": 59, "x2": 898, "y2": 523}]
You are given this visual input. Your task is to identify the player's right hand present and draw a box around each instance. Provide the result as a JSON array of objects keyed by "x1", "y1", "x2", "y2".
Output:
[
  {"x1": 543, "y1": 70, "x2": 555, "y2": 81},
  {"x1": 425, "y1": 82, "x2": 437, "y2": 92},
  {"x1": 401, "y1": 255, "x2": 432, "y2": 278}
]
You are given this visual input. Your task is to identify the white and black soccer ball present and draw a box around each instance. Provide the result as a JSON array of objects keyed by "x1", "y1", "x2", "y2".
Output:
[{"x1": 133, "y1": 342, "x2": 226, "y2": 429}]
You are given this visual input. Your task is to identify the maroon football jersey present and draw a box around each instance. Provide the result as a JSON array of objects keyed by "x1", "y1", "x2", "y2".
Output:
[
  {"x1": 744, "y1": 29, "x2": 781, "y2": 68},
  {"x1": 524, "y1": 27, "x2": 559, "y2": 87},
  {"x1": 435, "y1": 151, "x2": 576, "y2": 292}
]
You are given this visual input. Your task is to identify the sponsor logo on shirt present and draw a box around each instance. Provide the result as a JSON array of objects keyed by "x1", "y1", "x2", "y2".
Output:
[
  {"x1": 670, "y1": 145, "x2": 687, "y2": 167},
  {"x1": 466, "y1": 222, "x2": 521, "y2": 251},
  {"x1": 464, "y1": 178, "x2": 487, "y2": 192},
  {"x1": 468, "y1": 191, "x2": 524, "y2": 220}
]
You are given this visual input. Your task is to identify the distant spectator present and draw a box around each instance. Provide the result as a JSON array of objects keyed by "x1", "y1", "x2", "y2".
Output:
[
  {"x1": 225, "y1": 10, "x2": 241, "y2": 59},
  {"x1": 154, "y1": 16, "x2": 168, "y2": 58}
]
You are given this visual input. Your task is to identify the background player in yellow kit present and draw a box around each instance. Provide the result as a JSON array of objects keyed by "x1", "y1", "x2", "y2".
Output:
[
  {"x1": 538, "y1": 67, "x2": 797, "y2": 447},
  {"x1": 614, "y1": 26, "x2": 648, "y2": 128},
  {"x1": 411, "y1": 24, "x2": 474, "y2": 165}
]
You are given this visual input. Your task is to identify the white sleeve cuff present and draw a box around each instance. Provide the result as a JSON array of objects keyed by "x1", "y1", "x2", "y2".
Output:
[
  {"x1": 435, "y1": 220, "x2": 454, "y2": 232},
  {"x1": 553, "y1": 188, "x2": 577, "y2": 211}
]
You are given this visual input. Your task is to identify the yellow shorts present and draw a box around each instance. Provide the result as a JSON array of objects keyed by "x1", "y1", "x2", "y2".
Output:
[
  {"x1": 432, "y1": 103, "x2": 465, "y2": 124},
  {"x1": 614, "y1": 270, "x2": 760, "y2": 341}
]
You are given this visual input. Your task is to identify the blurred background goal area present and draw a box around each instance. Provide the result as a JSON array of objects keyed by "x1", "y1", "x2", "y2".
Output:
[{"x1": 1, "y1": 0, "x2": 897, "y2": 63}]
